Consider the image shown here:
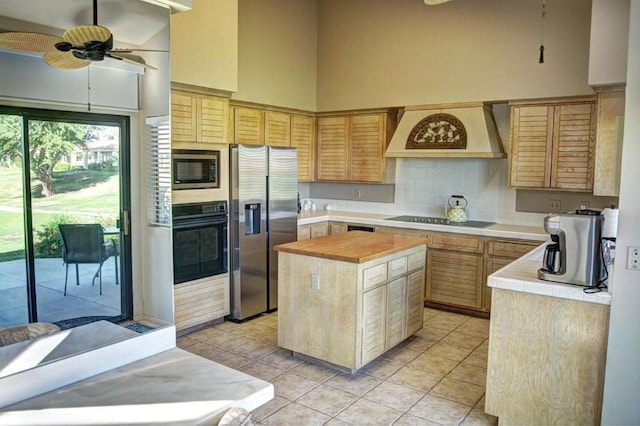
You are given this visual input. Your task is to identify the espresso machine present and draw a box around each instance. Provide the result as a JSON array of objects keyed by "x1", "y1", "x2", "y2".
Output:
[{"x1": 538, "y1": 209, "x2": 602, "y2": 287}]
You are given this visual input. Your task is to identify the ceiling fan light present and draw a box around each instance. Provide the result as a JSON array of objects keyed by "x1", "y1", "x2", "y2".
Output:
[
  {"x1": 72, "y1": 51, "x2": 88, "y2": 60},
  {"x1": 55, "y1": 41, "x2": 73, "y2": 52}
]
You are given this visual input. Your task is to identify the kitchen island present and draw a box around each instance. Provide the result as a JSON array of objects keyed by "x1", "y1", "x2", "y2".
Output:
[
  {"x1": 484, "y1": 244, "x2": 611, "y2": 425},
  {"x1": 275, "y1": 231, "x2": 428, "y2": 372}
]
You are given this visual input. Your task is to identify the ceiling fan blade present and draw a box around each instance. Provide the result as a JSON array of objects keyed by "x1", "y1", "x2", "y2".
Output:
[
  {"x1": 63, "y1": 25, "x2": 112, "y2": 46},
  {"x1": 107, "y1": 52, "x2": 157, "y2": 70},
  {"x1": 43, "y1": 51, "x2": 90, "y2": 69},
  {"x1": 0, "y1": 32, "x2": 64, "y2": 53}
]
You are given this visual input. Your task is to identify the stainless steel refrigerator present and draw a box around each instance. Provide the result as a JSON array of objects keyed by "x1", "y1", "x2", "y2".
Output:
[{"x1": 229, "y1": 144, "x2": 298, "y2": 320}]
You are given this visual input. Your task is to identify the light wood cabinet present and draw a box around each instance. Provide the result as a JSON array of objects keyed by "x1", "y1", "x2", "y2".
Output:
[
  {"x1": 317, "y1": 111, "x2": 396, "y2": 183},
  {"x1": 361, "y1": 284, "x2": 386, "y2": 364},
  {"x1": 483, "y1": 239, "x2": 540, "y2": 312},
  {"x1": 297, "y1": 223, "x2": 328, "y2": 240},
  {"x1": 174, "y1": 274, "x2": 230, "y2": 332},
  {"x1": 171, "y1": 89, "x2": 229, "y2": 144},
  {"x1": 265, "y1": 111, "x2": 291, "y2": 147},
  {"x1": 377, "y1": 225, "x2": 544, "y2": 315},
  {"x1": 594, "y1": 87, "x2": 625, "y2": 196},
  {"x1": 406, "y1": 269, "x2": 425, "y2": 335},
  {"x1": 231, "y1": 104, "x2": 316, "y2": 181},
  {"x1": 233, "y1": 106, "x2": 264, "y2": 146},
  {"x1": 317, "y1": 116, "x2": 350, "y2": 181},
  {"x1": 278, "y1": 243, "x2": 426, "y2": 372},
  {"x1": 425, "y1": 233, "x2": 484, "y2": 310},
  {"x1": 291, "y1": 114, "x2": 315, "y2": 182},
  {"x1": 509, "y1": 98, "x2": 596, "y2": 191},
  {"x1": 375, "y1": 226, "x2": 428, "y2": 239},
  {"x1": 329, "y1": 222, "x2": 347, "y2": 235},
  {"x1": 486, "y1": 288, "x2": 609, "y2": 425}
]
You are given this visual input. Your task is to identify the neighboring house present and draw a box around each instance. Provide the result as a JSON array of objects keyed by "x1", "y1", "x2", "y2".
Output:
[{"x1": 64, "y1": 139, "x2": 119, "y2": 170}]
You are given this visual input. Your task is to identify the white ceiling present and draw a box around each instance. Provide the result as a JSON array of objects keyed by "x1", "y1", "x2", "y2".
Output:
[{"x1": 0, "y1": 0, "x2": 172, "y2": 46}]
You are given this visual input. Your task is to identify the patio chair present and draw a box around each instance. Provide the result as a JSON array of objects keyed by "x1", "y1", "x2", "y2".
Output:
[{"x1": 58, "y1": 224, "x2": 117, "y2": 296}]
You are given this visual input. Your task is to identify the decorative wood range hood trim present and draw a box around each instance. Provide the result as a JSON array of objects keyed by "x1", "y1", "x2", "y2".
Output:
[{"x1": 384, "y1": 102, "x2": 507, "y2": 159}]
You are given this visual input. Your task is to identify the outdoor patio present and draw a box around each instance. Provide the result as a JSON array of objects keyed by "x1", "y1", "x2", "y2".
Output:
[{"x1": 0, "y1": 256, "x2": 121, "y2": 327}]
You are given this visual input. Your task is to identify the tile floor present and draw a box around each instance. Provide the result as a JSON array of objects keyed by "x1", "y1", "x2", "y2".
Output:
[{"x1": 177, "y1": 308, "x2": 498, "y2": 426}]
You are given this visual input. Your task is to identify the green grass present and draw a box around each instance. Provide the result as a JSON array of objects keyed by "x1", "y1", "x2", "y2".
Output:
[{"x1": 0, "y1": 167, "x2": 120, "y2": 261}]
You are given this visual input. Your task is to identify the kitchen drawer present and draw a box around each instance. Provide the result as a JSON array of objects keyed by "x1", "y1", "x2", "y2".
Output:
[
  {"x1": 363, "y1": 263, "x2": 388, "y2": 290},
  {"x1": 487, "y1": 239, "x2": 540, "y2": 259},
  {"x1": 388, "y1": 256, "x2": 408, "y2": 280},
  {"x1": 428, "y1": 233, "x2": 484, "y2": 254},
  {"x1": 408, "y1": 250, "x2": 426, "y2": 271}
]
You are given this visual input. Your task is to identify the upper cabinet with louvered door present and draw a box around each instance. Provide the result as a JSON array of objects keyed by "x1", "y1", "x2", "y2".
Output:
[
  {"x1": 317, "y1": 111, "x2": 396, "y2": 183},
  {"x1": 509, "y1": 97, "x2": 596, "y2": 192},
  {"x1": 171, "y1": 88, "x2": 229, "y2": 144},
  {"x1": 199, "y1": 95, "x2": 229, "y2": 143},
  {"x1": 509, "y1": 105, "x2": 554, "y2": 188},
  {"x1": 291, "y1": 114, "x2": 315, "y2": 182},
  {"x1": 552, "y1": 102, "x2": 596, "y2": 191},
  {"x1": 233, "y1": 107, "x2": 265, "y2": 145},
  {"x1": 171, "y1": 91, "x2": 198, "y2": 142},
  {"x1": 265, "y1": 111, "x2": 292, "y2": 147},
  {"x1": 317, "y1": 116, "x2": 350, "y2": 181},
  {"x1": 350, "y1": 114, "x2": 386, "y2": 182}
]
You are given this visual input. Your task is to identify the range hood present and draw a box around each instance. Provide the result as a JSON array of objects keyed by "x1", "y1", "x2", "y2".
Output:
[{"x1": 384, "y1": 102, "x2": 506, "y2": 158}]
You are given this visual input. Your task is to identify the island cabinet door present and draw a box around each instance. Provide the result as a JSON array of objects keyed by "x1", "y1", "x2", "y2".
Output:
[
  {"x1": 361, "y1": 285, "x2": 386, "y2": 365},
  {"x1": 386, "y1": 278, "x2": 407, "y2": 348},
  {"x1": 406, "y1": 270, "x2": 425, "y2": 336}
]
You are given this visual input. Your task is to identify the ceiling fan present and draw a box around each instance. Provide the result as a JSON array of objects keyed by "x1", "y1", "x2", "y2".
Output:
[{"x1": 0, "y1": 0, "x2": 165, "y2": 70}]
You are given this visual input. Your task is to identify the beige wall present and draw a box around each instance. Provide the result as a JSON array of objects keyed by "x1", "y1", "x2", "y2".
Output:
[
  {"x1": 231, "y1": 0, "x2": 318, "y2": 111},
  {"x1": 316, "y1": 0, "x2": 594, "y2": 111},
  {"x1": 589, "y1": 0, "x2": 629, "y2": 86},
  {"x1": 170, "y1": 0, "x2": 238, "y2": 92},
  {"x1": 601, "y1": 1, "x2": 640, "y2": 423}
]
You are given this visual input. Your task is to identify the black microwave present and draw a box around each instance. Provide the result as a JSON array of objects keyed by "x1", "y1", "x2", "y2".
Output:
[{"x1": 172, "y1": 149, "x2": 220, "y2": 190}]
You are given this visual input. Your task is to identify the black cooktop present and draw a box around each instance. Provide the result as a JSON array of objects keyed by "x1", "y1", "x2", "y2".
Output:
[{"x1": 386, "y1": 215, "x2": 495, "y2": 228}]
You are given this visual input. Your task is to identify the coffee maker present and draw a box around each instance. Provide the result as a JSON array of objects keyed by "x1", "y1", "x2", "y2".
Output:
[{"x1": 537, "y1": 209, "x2": 602, "y2": 287}]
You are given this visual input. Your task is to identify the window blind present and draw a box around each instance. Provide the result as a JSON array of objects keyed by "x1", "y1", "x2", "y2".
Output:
[{"x1": 146, "y1": 116, "x2": 171, "y2": 227}]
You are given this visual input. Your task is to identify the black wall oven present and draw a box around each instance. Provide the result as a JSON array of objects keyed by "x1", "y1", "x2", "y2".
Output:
[{"x1": 172, "y1": 201, "x2": 228, "y2": 284}]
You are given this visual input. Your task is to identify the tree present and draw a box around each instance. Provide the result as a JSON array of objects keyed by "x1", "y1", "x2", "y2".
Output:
[
  {"x1": 0, "y1": 115, "x2": 21, "y2": 167},
  {"x1": 0, "y1": 115, "x2": 92, "y2": 197}
]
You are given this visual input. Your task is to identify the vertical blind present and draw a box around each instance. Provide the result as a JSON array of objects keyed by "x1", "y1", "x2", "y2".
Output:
[{"x1": 146, "y1": 116, "x2": 171, "y2": 227}]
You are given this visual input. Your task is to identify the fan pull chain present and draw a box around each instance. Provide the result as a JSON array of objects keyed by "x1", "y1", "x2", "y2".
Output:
[
  {"x1": 87, "y1": 66, "x2": 91, "y2": 111},
  {"x1": 539, "y1": 0, "x2": 546, "y2": 63}
]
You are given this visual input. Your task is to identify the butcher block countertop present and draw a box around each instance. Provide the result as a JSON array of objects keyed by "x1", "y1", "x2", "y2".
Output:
[{"x1": 275, "y1": 230, "x2": 428, "y2": 263}]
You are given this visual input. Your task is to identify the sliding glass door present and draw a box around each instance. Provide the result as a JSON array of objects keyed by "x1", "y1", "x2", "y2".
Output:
[{"x1": 0, "y1": 106, "x2": 131, "y2": 328}]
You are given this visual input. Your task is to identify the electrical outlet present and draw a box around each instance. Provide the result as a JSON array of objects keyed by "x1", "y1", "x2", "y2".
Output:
[
  {"x1": 627, "y1": 247, "x2": 640, "y2": 270},
  {"x1": 311, "y1": 274, "x2": 320, "y2": 290},
  {"x1": 580, "y1": 201, "x2": 589, "y2": 209},
  {"x1": 549, "y1": 199, "x2": 561, "y2": 212}
]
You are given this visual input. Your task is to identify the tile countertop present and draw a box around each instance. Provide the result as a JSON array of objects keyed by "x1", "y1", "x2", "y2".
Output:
[
  {"x1": 0, "y1": 348, "x2": 274, "y2": 425},
  {"x1": 297, "y1": 210, "x2": 548, "y2": 241},
  {"x1": 488, "y1": 244, "x2": 612, "y2": 305}
]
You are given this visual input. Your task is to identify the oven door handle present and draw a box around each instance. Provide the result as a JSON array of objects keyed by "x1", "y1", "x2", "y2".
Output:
[{"x1": 173, "y1": 217, "x2": 228, "y2": 229}]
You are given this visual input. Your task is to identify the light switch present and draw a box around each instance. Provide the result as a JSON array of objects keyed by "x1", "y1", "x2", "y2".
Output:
[{"x1": 311, "y1": 274, "x2": 320, "y2": 290}]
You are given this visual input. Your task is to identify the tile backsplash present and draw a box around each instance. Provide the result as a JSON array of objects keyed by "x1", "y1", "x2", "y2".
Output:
[{"x1": 301, "y1": 158, "x2": 547, "y2": 227}]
